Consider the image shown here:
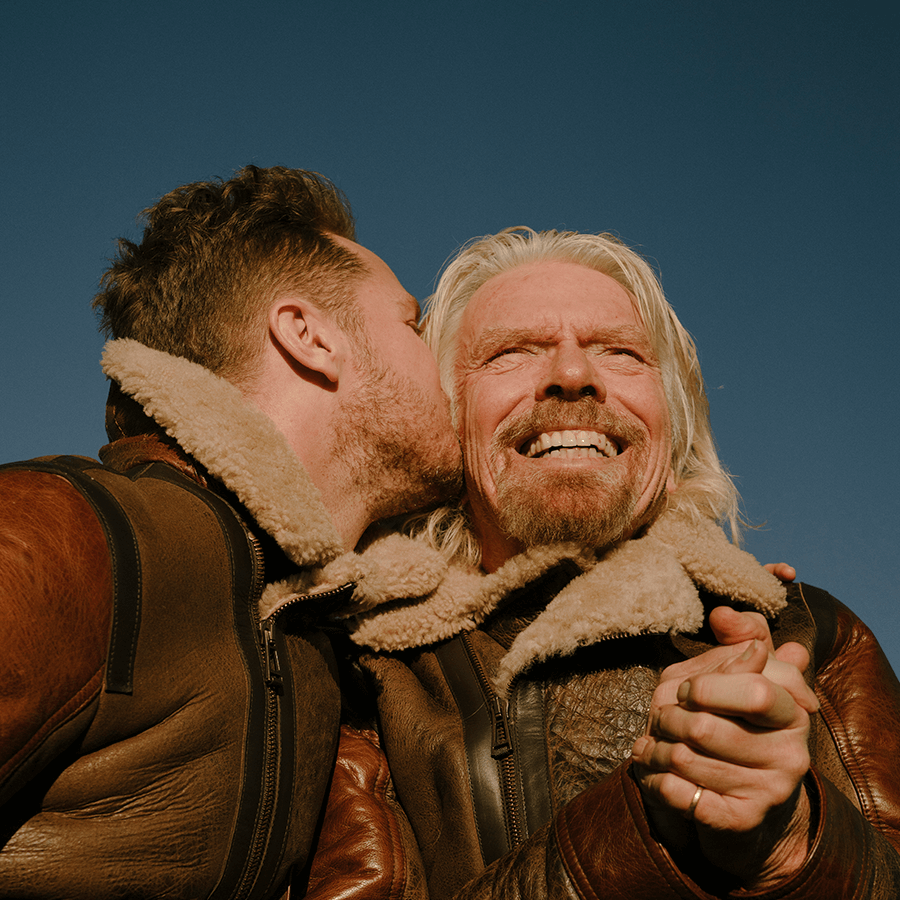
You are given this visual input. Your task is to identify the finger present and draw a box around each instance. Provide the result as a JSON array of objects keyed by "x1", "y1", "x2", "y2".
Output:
[
  {"x1": 634, "y1": 765, "x2": 710, "y2": 821},
  {"x1": 749, "y1": 646, "x2": 819, "y2": 714},
  {"x1": 722, "y1": 639, "x2": 769, "y2": 675},
  {"x1": 676, "y1": 673, "x2": 803, "y2": 729},
  {"x1": 676, "y1": 640, "x2": 817, "y2": 716},
  {"x1": 634, "y1": 730, "x2": 805, "y2": 811},
  {"x1": 635, "y1": 755, "x2": 803, "y2": 835},
  {"x1": 774, "y1": 640, "x2": 811, "y2": 675},
  {"x1": 647, "y1": 707, "x2": 811, "y2": 780},
  {"x1": 636, "y1": 729, "x2": 764, "y2": 787},
  {"x1": 764, "y1": 562, "x2": 796, "y2": 582},
  {"x1": 709, "y1": 607, "x2": 775, "y2": 652}
]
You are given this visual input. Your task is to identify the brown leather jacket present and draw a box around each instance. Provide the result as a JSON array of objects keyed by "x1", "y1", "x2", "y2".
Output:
[
  {"x1": 0, "y1": 342, "x2": 357, "y2": 899},
  {"x1": 310, "y1": 571, "x2": 900, "y2": 899}
]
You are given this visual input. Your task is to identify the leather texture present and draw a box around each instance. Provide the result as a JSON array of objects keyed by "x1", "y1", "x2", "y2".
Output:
[
  {"x1": 0, "y1": 447, "x2": 341, "y2": 899},
  {"x1": 0, "y1": 470, "x2": 112, "y2": 803},
  {"x1": 316, "y1": 579, "x2": 900, "y2": 899},
  {"x1": 303, "y1": 724, "x2": 428, "y2": 900}
]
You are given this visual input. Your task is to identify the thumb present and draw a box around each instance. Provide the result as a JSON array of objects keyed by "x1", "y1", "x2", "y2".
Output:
[{"x1": 709, "y1": 606, "x2": 775, "y2": 652}]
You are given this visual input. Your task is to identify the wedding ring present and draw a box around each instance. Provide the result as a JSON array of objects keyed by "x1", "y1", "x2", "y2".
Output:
[{"x1": 687, "y1": 785, "x2": 704, "y2": 819}]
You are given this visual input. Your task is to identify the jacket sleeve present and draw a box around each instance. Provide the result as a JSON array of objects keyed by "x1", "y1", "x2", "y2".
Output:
[
  {"x1": 454, "y1": 592, "x2": 900, "y2": 900},
  {"x1": 0, "y1": 469, "x2": 113, "y2": 804},
  {"x1": 301, "y1": 723, "x2": 429, "y2": 900},
  {"x1": 809, "y1": 589, "x2": 900, "y2": 854},
  {"x1": 452, "y1": 763, "x2": 900, "y2": 900}
]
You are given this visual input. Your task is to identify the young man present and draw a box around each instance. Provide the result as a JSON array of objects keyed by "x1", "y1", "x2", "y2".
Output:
[{"x1": 0, "y1": 166, "x2": 461, "y2": 898}]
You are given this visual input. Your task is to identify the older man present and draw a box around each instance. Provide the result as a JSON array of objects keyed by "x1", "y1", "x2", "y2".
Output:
[
  {"x1": 311, "y1": 228, "x2": 900, "y2": 899},
  {"x1": 0, "y1": 166, "x2": 461, "y2": 898}
]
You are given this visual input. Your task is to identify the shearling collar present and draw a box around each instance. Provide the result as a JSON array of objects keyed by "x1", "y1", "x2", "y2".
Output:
[
  {"x1": 101, "y1": 339, "x2": 344, "y2": 569},
  {"x1": 101, "y1": 339, "x2": 786, "y2": 685},
  {"x1": 327, "y1": 511, "x2": 788, "y2": 690}
]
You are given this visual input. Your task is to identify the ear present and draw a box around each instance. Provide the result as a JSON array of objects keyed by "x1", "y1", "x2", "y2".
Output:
[{"x1": 268, "y1": 298, "x2": 346, "y2": 384}]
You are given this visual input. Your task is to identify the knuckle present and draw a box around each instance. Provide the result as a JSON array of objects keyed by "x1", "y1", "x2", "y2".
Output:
[
  {"x1": 684, "y1": 712, "x2": 717, "y2": 746},
  {"x1": 745, "y1": 675, "x2": 777, "y2": 712}
]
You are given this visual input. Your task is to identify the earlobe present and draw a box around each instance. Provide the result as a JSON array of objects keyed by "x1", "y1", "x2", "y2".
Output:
[{"x1": 269, "y1": 300, "x2": 343, "y2": 384}]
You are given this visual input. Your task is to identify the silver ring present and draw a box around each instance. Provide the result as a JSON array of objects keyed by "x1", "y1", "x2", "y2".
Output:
[{"x1": 687, "y1": 785, "x2": 704, "y2": 819}]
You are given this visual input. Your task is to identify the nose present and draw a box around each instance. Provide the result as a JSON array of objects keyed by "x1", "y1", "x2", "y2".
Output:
[{"x1": 535, "y1": 343, "x2": 607, "y2": 402}]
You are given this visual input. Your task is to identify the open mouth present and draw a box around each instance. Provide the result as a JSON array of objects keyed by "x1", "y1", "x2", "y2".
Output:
[{"x1": 520, "y1": 430, "x2": 620, "y2": 459}]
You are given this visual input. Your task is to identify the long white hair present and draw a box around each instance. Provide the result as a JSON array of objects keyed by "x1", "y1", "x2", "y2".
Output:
[{"x1": 416, "y1": 227, "x2": 740, "y2": 566}]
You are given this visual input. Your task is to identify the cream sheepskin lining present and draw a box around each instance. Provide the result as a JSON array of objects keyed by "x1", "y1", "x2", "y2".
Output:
[
  {"x1": 101, "y1": 339, "x2": 786, "y2": 689},
  {"x1": 339, "y1": 511, "x2": 786, "y2": 690},
  {"x1": 101, "y1": 339, "x2": 343, "y2": 567}
]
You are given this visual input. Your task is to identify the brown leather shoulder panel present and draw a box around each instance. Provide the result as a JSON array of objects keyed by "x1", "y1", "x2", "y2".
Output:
[
  {"x1": 811, "y1": 589, "x2": 900, "y2": 850},
  {"x1": 0, "y1": 470, "x2": 112, "y2": 797}
]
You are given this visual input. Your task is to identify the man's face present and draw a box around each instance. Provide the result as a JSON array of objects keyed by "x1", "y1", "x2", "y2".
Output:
[
  {"x1": 454, "y1": 259, "x2": 673, "y2": 570},
  {"x1": 331, "y1": 237, "x2": 463, "y2": 519}
]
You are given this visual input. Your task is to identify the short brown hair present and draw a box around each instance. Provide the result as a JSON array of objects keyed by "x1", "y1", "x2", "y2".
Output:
[{"x1": 93, "y1": 165, "x2": 363, "y2": 384}]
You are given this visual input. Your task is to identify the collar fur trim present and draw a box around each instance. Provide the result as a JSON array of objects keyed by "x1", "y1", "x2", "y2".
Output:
[
  {"x1": 101, "y1": 339, "x2": 344, "y2": 568},
  {"x1": 99, "y1": 340, "x2": 786, "y2": 678},
  {"x1": 329, "y1": 510, "x2": 787, "y2": 691}
]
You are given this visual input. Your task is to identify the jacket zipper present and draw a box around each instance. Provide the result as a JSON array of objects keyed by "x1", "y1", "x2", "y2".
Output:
[
  {"x1": 236, "y1": 579, "x2": 356, "y2": 900},
  {"x1": 232, "y1": 534, "x2": 277, "y2": 900},
  {"x1": 460, "y1": 632, "x2": 525, "y2": 849}
]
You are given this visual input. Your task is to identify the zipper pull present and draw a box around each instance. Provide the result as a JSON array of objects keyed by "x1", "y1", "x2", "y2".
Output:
[
  {"x1": 262, "y1": 619, "x2": 283, "y2": 690},
  {"x1": 490, "y1": 695, "x2": 513, "y2": 759}
]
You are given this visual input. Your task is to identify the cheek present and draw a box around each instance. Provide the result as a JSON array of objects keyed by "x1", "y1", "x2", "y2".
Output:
[
  {"x1": 619, "y1": 376, "x2": 670, "y2": 436},
  {"x1": 456, "y1": 385, "x2": 505, "y2": 481}
]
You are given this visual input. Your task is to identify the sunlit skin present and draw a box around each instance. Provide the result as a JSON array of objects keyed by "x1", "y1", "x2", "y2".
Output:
[
  {"x1": 329, "y1": 236, "x2": 450, "y2": 418},
  {"x1": 451, "y1": 257, "x2": 812, "y2": 886},
  {"x1": 632, "y1": 608, "x2": 818, "y2": 886},
  {"x1": 329, "y1": 236, "x2": 463, "y2": 524},
  {"x1": 453, "y1": 260, "x2": 674, "y2": 571},
  {"x1": 256, "y1": 236, "x2": 461, "y2": 548}
]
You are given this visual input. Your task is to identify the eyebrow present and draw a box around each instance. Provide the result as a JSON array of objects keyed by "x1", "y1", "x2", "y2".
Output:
[{"x1": 466, "y1": 323, "x2": 656, "y2": 365}]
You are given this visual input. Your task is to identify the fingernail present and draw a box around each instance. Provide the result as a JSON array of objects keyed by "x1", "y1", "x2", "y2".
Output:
[
  {"x1": 677, "y1": 681, "x2": 690, "y2": 702},
  {"x1": 739, "y1": 640, "x2": 757, "y2": 661}
]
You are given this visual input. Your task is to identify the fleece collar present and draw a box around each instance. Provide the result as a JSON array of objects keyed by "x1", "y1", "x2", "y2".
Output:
[
  {"x1": 327, "y1": 511, "x2": 787, "y2": 690},
  {"x1": 100, "y1": 339, "x2": 786, "y2": 683},
  {"x1": 101, "y1": 339, "x2": 344, "y2": 570}
]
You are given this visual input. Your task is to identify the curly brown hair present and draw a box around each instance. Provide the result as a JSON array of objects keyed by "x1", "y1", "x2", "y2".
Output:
[{"x1": 93, "y1": 165, "x2": 363, "y2": 384}]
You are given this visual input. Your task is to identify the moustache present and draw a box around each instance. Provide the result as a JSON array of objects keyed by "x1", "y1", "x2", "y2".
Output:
[{"x1": 491, "y1": 398, "x2": 645, "y2": 454}]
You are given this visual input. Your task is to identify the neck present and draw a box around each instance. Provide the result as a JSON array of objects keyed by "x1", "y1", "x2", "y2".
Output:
[
  {"x1": 244, "y1": 379, "x2": 373, "y2": 552},
  {"x1": 471, "y1": 510, "x2": 525, "y2": 572}
]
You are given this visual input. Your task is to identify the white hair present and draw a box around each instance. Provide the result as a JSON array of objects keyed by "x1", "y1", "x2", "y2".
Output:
[{"x1": 415, "y1": 227, "x2": 740, "y2": 566}]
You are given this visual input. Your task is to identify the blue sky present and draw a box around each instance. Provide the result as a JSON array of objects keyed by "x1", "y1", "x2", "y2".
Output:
[{"x1": 3, "y1": 1, "x2": 898, "y2": 670}]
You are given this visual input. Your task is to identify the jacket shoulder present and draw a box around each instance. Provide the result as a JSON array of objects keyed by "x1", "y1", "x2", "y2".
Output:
[
  {"x1": 0, "y1": 458, "x2": 114, "y2": 801},
  {"x1": 786, "y1": 582, "x2": 900, "y2": 853}
]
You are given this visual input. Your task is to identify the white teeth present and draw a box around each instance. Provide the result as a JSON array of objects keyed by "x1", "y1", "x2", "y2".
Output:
[{"x1": 523, "y1": 430, "x2": 619, "y2": 459}]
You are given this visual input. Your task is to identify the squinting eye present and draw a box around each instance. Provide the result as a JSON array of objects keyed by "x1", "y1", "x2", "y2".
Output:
[
  {"x1": 409, "y1": 321, "x2": 425, "y2": 337},
  {"x1": 486, "y1": 347, "x2": 523, "y2": 362}
]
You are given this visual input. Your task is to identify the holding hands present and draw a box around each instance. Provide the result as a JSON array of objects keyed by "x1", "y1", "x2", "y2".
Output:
[{"x1": 631, "y1": 607, "x2": 820, "y2": 889}]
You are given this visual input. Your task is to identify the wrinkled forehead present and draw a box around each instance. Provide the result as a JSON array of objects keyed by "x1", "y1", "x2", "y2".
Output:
[{"x1": 454, "y1": 263, "x2": 654, "y2": 361}]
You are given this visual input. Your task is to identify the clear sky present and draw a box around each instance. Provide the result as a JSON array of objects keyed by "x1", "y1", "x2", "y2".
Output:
[{"x1": 3, "y1": 1, "x2": 897, "y2": 670}]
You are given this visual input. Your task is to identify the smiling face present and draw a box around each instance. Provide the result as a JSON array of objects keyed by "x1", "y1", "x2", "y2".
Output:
[{"x1": 454, "y1": 259, "x2": 674, "y2": 570}]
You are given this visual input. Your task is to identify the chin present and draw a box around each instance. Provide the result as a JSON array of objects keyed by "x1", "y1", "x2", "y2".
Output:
[{"x1": 496, "y1": 481, "x2": 639, "y2": 551}]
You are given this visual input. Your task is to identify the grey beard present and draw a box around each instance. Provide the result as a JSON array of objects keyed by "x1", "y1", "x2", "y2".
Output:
[
  {"x1": 494, "y1": 466, "x2": 640, "y2": 551},
  {"x1": 488, "y1": 396, "x2": 647, "y2": 550}
]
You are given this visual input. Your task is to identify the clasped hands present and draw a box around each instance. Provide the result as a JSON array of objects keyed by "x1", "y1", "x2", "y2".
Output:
[{"x1": 631, "y1": 595, "x2": 819, "y2": 889}]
